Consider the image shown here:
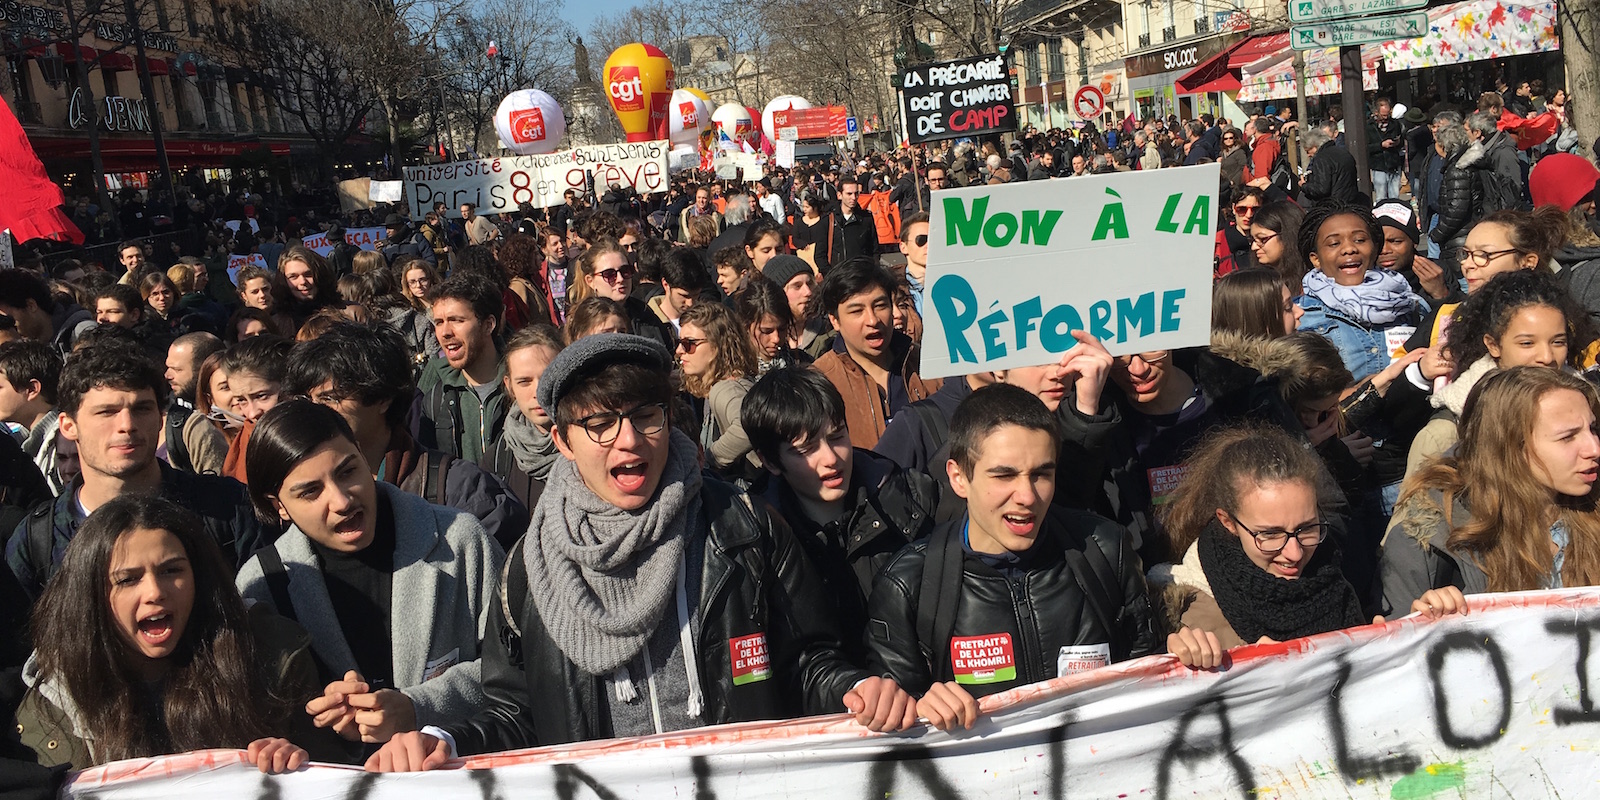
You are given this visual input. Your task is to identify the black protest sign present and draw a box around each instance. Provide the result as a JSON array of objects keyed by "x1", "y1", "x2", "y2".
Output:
[{"x1": 900, "y1": 53, "x2": 1017, "y2": 144}]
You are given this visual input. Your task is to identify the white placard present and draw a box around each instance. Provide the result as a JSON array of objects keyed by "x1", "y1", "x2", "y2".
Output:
[
  {"x1": 920, "y1": 164, "x2": 1219, "y2": 379},
  {"x1": 368, "y1": 180, "x2": 403, "y2": 203},
  {"x1": 775, "y1": 140, "x2": 796, "y2": 169},
  {"x1": 402, "y1": 140, "x2": 671, "y2": 218},
  {"x1": 62, "y1": 589, "x2": 1600, "y2": 800},
  {"x1": 713, "y1": 152, "x2": 764, "y2": 181}
]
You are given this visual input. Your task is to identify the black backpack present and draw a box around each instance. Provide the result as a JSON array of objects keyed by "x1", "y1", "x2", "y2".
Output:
[{"x1": 1477, "y1": 168, "x2": 1531, "y2": 214}]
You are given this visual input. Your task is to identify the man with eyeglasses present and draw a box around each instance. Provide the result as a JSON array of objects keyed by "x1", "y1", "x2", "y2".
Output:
[
  {"x1": 367, "y1": 334, "x2": 919, "y2": 772},
  {"x1": 418, "y1": 275, "x2": 509, "y2": 463},
  {"x1": 1056, "y1": 339, "x2": 1300, "y2": 565},
  {"x1": 897, "y1": 212, "x2": 929, "y2": 315}
]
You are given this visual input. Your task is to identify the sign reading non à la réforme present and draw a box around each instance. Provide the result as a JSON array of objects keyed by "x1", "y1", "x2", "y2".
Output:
[
  {"x1": 920, "y1": 164, "x2": 1218, "y2": 379},
  {"x1": 1291, "y1": 10, "x2": 1428, "y2": 49},
  {"x1": 1288, "y1": 0, "x2": 1426, "y2": 23}
]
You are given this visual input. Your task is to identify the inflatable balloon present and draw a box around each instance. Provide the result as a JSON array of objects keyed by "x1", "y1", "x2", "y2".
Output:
[
  {"x1": 604, "y1": 43, "x2": 676, "y2": 142},
  {"x1": 682, "y1": 87, "x2": 712, "y2": 106},
  {"x1": 493, "y1": 89, "x2": 566, "y2": 155},
  {"x1": 761, "y1": 95, "x2": 812, "y2": 143},
  {"x1": 668, "y1": 89, "x2": 710, "y2": 146},
  {"x1": 712, "y1": 103, "x2": 755, "y2": 145}
]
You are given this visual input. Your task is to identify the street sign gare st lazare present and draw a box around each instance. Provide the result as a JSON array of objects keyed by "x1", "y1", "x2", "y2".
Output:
[
  {"x1": 1288, "y1": 0, "x2": 1427, "y2": 23},
  {"x1": 1291, "y1": 10, "x2": 1428, "y2": 49}
]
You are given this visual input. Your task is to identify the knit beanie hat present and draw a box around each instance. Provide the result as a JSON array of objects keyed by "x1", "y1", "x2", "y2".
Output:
[
  {"x1": 1372, "y1": 200, "x2": 1421, "y2": 244},
  {"x1": 537, "y1": 333, "x2": 673, "y2": 420},
  {"x1": 762, "y1": 254, "x2": 812, "y2": 290},
  {"x1": 1530, "y1": 153, "x2": 1600, "y2": 212}
]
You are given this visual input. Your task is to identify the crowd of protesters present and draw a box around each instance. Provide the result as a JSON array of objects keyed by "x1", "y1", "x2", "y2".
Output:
[{"x1": 0, "y1": 77, "x2": 1596, "y2": 793}]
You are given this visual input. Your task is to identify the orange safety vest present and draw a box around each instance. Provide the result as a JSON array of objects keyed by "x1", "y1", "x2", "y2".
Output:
[{"x1": 861, "y1": 191, "x2": 902, "y2": 247}]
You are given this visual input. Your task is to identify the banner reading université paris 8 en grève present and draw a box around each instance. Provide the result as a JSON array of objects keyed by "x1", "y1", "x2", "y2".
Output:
[
  {"x1": 401, "y1": 140, "x2": 671, "y2": 219},
  {"x1": 60, "y1": 589, "x2": 1600, "y2": 799},
  {"x1": 921, "y1": 163, "x2": 1218, "y2": 379}
]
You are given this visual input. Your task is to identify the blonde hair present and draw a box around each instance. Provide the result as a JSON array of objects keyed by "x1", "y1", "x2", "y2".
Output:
[{"x1": 166, "y1": 263, "x2": 195, "y2": 295}]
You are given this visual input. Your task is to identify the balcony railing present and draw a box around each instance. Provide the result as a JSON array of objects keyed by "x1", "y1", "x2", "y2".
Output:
[
  {"x1": 1162, "y1": 25, "x2": 1176, "y2": 41},
  {"x1": 1138, "y1": 32, "x2": 1151, "y2": 47}
]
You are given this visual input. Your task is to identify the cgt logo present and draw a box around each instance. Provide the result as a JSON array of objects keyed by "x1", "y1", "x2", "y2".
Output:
[
  {"x1": 608, "y1": 66, "x2": 645, "y2": 111},
  {"x1": 678, "y1": 101, "x2": 698, "y2": 127},
  {"x1": 509, "y1": 107, "x2": 545, "y2": 143}
]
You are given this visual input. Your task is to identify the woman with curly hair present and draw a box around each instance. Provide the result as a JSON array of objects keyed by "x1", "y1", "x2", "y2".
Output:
[
  {"x1": 677, "y1": 302, "x2": 761, "y2": 480},
  {"x1": 494, "y1": 232, "x2": 553, "y2": 330}
]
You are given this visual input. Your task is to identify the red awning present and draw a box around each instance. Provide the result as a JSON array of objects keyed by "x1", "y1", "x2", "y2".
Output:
[
  {"x1": 1176, "y1": 32, "x2": 1291, "y2": 95},
  {"x1": 54, "y1": 42, "x2": 97, "y2": 62},
  {"x1": 99, "y1": 51, "x2": 134, "y2": 71},
  {"x1": 183, "y1": 61, "x2": 198, "y2": 76},
  {"x1": 142, "y1": 57, "x2": 170, "y2": 76}
]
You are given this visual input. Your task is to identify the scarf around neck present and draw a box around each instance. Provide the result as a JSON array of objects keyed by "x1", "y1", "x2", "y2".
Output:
[
  {"x1": 525, "y1": 428, "x2": 703, "y2": 674},
  {"x1": 1197, "y1": 518, "x2": 1364, "y2": 644},
  {"x1": 502, "y1": 407, "x2": 561, "y2": 480},
  {"x1": 1302, "y1": 267, "x2": 1418, "y2": 326}
]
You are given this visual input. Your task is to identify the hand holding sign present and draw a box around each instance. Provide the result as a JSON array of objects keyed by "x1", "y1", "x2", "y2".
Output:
[{"x1": 1055, "y1": 330, "x2": 1114, "y2": 416}]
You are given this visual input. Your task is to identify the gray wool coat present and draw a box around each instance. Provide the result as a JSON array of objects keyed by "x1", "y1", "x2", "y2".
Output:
[{"x1": 237, "y1": 482, "x2": 504, "y2": 728}]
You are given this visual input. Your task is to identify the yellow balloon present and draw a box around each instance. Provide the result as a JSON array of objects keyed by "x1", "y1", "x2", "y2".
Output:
[
  {"x1": 683, "y1": 87, "x2": 712, "y2": 106},
  {"x1": 603, "y1": 43, "x2": 677, "y2": 142}
]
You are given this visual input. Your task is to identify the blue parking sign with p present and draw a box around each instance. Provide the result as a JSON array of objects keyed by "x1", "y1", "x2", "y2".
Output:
[{"x1": 846, "y1": 117, "x2": 858, "y2": 134}]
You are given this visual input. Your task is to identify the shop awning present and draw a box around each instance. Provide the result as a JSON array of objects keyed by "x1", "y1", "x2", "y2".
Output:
[
  {"x1": 1239, "y1": 44, "x2": 1380, "y2": 101},
  {"x1": 54, "y1": 42, "x2": 97, "y2": 62},
  {"x1": 1380, "y1": 0, "x2": 1558, "y2": 70},
  {"x1": 141, "y1": 57, "x2": 171, "y2": 76},
  {"x1": 99, "y1": 51, "x2": 134, "y2": 71},
  {"x1": 1176, "y1": 32, "x2": 1291, "y2": 96}
]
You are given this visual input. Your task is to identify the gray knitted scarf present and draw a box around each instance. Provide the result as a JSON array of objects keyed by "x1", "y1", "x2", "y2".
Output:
[
  {"x1": 502, "y1": 407, "x2": 561, "y2": 480},
  {"x1": 526, "y1": 428, "x2": 703, "y2": 674}
]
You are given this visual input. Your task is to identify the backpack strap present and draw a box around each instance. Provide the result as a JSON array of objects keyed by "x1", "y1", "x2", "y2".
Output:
[
  {"x1": 256, "y1": 546, "x2": 298, "y2": 623},
  {"x1": 908, "y1": 399, "x2": 950, "y2": 454},
  {"x1": 914, "y1": 522, "x2": 966, "y2": 680},
  {"x1": 1063, "y1": 533, "x2": 1123, "y2": 653},
  {"x1": 25, "y1": 505, "x2": 53, "y2": 593},
  {"x1": 423, "y1": 449, "x2": 455, "y2": 507}
]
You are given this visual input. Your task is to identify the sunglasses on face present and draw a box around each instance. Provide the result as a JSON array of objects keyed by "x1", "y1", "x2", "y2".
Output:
[
  {"x1": 676, "y1": 337, "x2": 706, "y2": 353},
  {"x1": 914, "y1": 234, "x2": 929, "y2": 247},
  {"x1": 596, "y1": 265, "x2": 637, "y2": 283}
]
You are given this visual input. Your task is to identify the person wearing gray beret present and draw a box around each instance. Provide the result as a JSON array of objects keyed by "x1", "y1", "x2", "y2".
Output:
[{"x1": 367, "y1": 332, "x2": 921, "y2": 771}]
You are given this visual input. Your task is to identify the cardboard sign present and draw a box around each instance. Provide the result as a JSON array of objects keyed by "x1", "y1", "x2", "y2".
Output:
[
  {"x1": 60, "y1": 589, "x2": 1600, "y2": 800},
  {"x1": 402, "y1": 141, "x2": 670, "y2": 218},
  {"x1": 298, "y1": 227, "x2": 386, "y2": 257},
  {"x1": 900, "y1": 53, "x2": 1017, "y2": 144},
  {"x1": 920, "y1": 164, "x2": 1218, "y2": 379},
  {"x1": 336, "y1": 178, "x2": 375, "y2": 212},
  {"x1": 951, "y1": 632, "x2": 1016, "y2": 685}
]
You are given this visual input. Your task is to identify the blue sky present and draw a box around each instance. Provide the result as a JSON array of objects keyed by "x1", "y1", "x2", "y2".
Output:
[{"x1": 560, "y1": 0, "x2": 637, "y2": 36}]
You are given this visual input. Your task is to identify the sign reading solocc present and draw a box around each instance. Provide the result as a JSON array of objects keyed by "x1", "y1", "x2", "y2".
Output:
[
  {"x1": 921, "y1": 164, "x2": 1219, "y2": 379},
  {"x1": 900, "y1": 53, "x2": 1016, "y2": 144}
]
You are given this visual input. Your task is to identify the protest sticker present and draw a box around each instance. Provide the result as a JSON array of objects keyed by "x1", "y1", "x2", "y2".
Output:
[
  {"x1": 1385, "y1": 325, "x2": 1416, "y2": 361},
  {"x1": 729, "y1": 633, "x2": 770, "y2": 686},
  {"x1": 298, "y1": 227, "x2": 385, "y2": 257},
  {"x1": 1057, "y1": 643, "x2": 1110, "y2": 676},
  {"x1": 403, "y1": 140, "x2": 670, "y2": 218},
  {"x1": 1146, "y1": 464, "x2": 1189, "y2": 505},
  {"x1": 900, "y1": 53, "x2": 1017, "y2": 144},
  {"x1": 61, "y1": 589, "x2": 1600, "y2": 800},
  {"x1": 920, "y1": 164, "x2": 1218, "y2": 380},
  {"x1": 951, "y1": 632, "x2": 1015, "y2": 685}
]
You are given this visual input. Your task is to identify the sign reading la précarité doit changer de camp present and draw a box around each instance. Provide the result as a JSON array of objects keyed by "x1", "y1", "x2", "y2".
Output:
[{"x1": 920, "y1": 164, "x2": 1218, "y2": 379}]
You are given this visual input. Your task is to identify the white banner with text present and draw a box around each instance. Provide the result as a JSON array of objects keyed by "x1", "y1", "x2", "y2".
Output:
[
  {"x1": 62, "y1": 589, "x2": 1600, "y2": 799},
  {"x1": 921, "y1": 164, "x2": 1218, "y2": 379},
  {"x1": 402, "y1": 141, "x2": 671, "y2": 218}
]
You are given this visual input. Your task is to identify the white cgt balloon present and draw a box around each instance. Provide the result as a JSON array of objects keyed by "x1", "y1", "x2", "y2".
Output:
[
  {"x1": 494, "y1": 89, "x2": 566, "y2": 155},
  {"x1": 761, "y1": 95, "x2": 811, "y2": 143},
  {"x1": 711, "y1": 103, "x2": 755, "y2": 146},
  {"x1": 668, "y1": 89, "x2": 711, "y2": 146}
]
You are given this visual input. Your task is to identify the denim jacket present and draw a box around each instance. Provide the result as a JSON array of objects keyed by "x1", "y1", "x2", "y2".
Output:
[{"x1": 1296, "y1": 294, "x2": 1424, "y2": 382}]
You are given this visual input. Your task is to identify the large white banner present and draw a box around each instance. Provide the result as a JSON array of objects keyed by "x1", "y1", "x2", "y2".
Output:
[
  {"x1": 298, "y1": 227, "x2": 386, "y2": 258},
  {"x1": 61, "y1": 589, "x2": 1600, "y2": 798},
  {"x1": 921, "y1": 165, "x2": 1218, "y2": 379},
  {"x1": 402, "y1": 141, "x2": 671, "y2": 218}
]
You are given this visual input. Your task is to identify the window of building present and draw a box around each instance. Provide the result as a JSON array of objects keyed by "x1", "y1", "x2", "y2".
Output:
[
  {"x1": 183, "y1": 0, "x2": 199, "y2": 35},
  {"x1": 1023, "y1": 45, "x2": 1040, "y2": 84},
  {"x1": 154, "y1": 0, "x2": 170, "y2": 31},
  {"x1": 1046, "y1": 40, "x2": 1064, "y2": 81}
]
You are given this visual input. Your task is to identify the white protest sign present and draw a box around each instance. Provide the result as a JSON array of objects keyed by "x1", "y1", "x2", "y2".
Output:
[
  {"x1": 713, "y1": 151, "x2": 764, "y2": 181},
  {"x1": 402, "y1": 140, "x2": 670, "y2": 218},
  {"x1": 225, "y1": 253, "x2": 268, "y2": 284},
  {"x1": 223, "y1": 218, "x2": 260, "y2": 234},
  {"x1": 298, "y1": 226, "x2": 386, "y2": 257},
  {"x1": 61, "y1": 589, "x2": 1600, "y2": 799},
  {"x1": 775, "y1": 140, "x2": 796, "y2": 168},
  {"x1": 921, "y1": 164, "x2": 1217, "y2": 379},
  {"x1": 368, "y1": 180, "x2": 404, "y2": 203}
]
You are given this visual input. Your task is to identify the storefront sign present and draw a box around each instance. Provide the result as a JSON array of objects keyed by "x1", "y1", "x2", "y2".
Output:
[
  {"x1": 0, "y1": 0, "x2": 62, "y2": 31},
  {"x1": 900, "y1": 53, "x2": 1016, "y2": 144},
  {"x1": 921, "y1": 164, "x2": 1218, "y2": 378},
  {"x1": 59, "y1": 589, "x2": 1600, "y2": 800},
  {"x1": 68, "y1": 89, "x2": 151, "y2": 132},
  {"x1": 94, "y1": 21, "x2": 179, "y2": 53},
  {"x1": 402, "y1": 140, "x2": 670, "y2": 216},
  {"x1": 1125, "y1": 33, "x2": 1241, "y2": 78}
]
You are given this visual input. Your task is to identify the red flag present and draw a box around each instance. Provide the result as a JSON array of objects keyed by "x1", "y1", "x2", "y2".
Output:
[
  {"x1": 0, "y1": 97, "x2": 82, "y2": 244},
  {"x1": 1500, "y1": 109, "x2": 1561, "y2": 151}
]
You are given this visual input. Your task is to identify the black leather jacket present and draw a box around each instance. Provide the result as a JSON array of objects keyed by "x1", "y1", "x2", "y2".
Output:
[
  {"x1": 865, "y1": 508, "x2": 1157, "y2": 699},
  {"x1": 441, "y1": 478, "x2": 869, "y2": 754}
]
